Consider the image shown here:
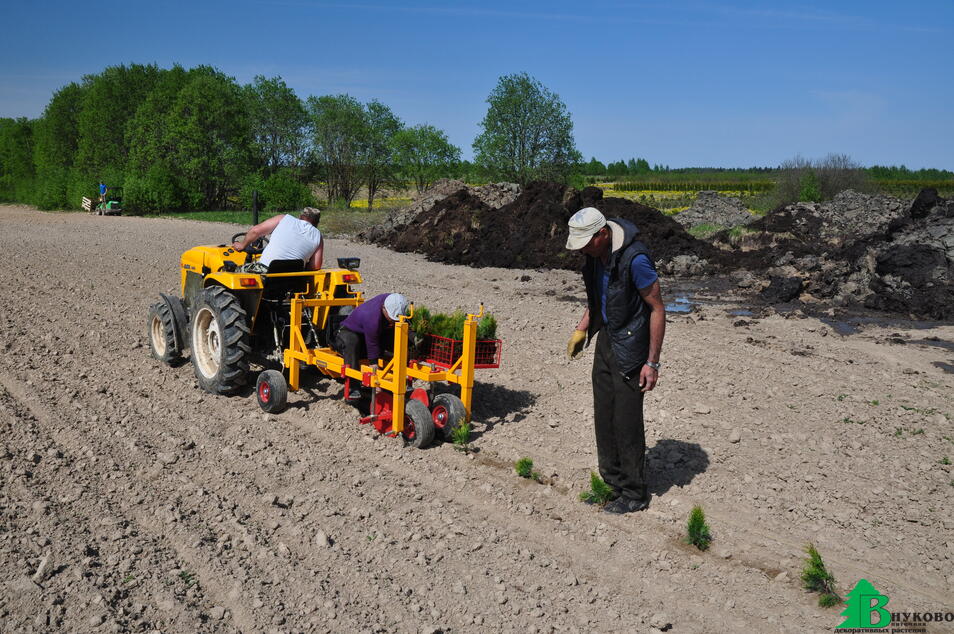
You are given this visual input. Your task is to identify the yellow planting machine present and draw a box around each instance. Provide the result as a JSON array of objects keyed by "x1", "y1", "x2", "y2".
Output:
[{"x1": 147, "y1": 230, "x2": 500, "y2": 449}]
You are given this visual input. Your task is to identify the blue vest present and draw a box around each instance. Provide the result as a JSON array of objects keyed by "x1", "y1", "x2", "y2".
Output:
[{"x1": 582, "y1": 218, "x2": 652, "y2": 379}]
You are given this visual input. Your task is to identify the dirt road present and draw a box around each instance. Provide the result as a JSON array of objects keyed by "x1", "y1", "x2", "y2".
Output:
[{"x1": 1, "y1": 204, "x2": 952, "y2": 633}]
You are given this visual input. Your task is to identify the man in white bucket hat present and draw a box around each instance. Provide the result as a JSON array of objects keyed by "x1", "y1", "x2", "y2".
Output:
[
  {"x1": 334, "y1": 293, "x2": 411, "y2": 401},
  {"x1": 565, "y1": 207, "x2": 666, "y2": 514}
]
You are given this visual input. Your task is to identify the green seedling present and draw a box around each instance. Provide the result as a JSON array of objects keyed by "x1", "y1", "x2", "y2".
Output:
[
  {"x1": 912, "y1": 428, "x2": 924, "y2": 435},
  {"x1": 940, "y1": 456, "x2": 951, "y2": 465},
  {"x1": 894, "y1": 427, "x2": 903, "y2": 437},
  {"x1": 579, "y1": 472, "x2": 615, "y2": 505},
  {"x1": 686, "y1": 506, "x2": 712, "y2": 551},
  {"x1": 841, "y1": 417, "x2": 863, "y2": 425},
  {"x1": 836, "y1": 394, "x2": 848, "y2": 402},
  {"x1": 123, "y1": 575, "x2": 135, "y2": 584},
  {"x1": 869, "y1": 400, "x2": 879, "y2": 406},
  {"x1": 801, "y1": 544, "x2": 841, "y2": 607},
  {"x1": 178, "y1": 570, "x2": 196, "y2": 588},
  {"x1": 451, "y1": 420, "x2": 471, "y2": 449},
  {"x1": 515, "y1": 457, "x2": 534, "y2": 478}
]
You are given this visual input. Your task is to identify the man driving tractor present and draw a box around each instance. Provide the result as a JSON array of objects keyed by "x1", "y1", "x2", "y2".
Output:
[{"x1": 232, "y1": 207, "x2": 324, "y2": 272}]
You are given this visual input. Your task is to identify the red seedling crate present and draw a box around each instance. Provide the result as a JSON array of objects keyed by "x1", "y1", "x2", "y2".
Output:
[{"x1": 421, "y1": 334, "x2": 502, "y2": 369}]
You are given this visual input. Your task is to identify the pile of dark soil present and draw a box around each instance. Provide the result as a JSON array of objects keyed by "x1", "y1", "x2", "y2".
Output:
[{"x1": 384, "y1": 182, "x2": 720, "y2": 271}]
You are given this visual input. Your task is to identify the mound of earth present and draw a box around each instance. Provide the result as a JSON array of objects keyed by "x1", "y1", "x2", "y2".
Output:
[
  {"x1": 812, "y1": 192, "x2": 954, "y2": 319},
  {"x1": 383, "y1": 182, "x2": 721, "y2": 272},
  {"x1": 724, "y1": 189, "x2": 952, "y2": 319},
  {"x1": 673, "y1": 190, "x2": 754, "y2": 230},
  {"x1": 720, "y1": 189, "x2": 907, "y2": 255},
  {"x1": 359, "y1": 179, "x2": 520, "y2": 243}
]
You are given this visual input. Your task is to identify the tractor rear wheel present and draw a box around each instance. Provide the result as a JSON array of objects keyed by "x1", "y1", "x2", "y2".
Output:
[
  {"x1": 256, "y1": 370, "x2": 288, "y2": 413},
  {"x1": 148, "y1": 302, "x2": 182, "y2": 365},
  {"x1": 403, "y1": 399, "x2": 435, "y2": 449},
  {"x1": 431, "y1": 393, "x2": 468, "y2": 441},
  {"x1": 190, "y1": 286, "x2": 251, "y2": 394}
]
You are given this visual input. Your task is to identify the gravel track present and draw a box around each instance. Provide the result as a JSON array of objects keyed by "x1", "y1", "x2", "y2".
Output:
[{"x1": 1, "y1": 204, "x2": 952, "y2": 633}]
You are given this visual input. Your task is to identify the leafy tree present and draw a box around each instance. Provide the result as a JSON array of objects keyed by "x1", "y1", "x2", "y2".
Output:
[
  {"x1": 361, "y1": 100, "x2": 402, "y2": 209},
  {"x1": 243, "y1": 75, "x2": 309, "y2": 175},
  {"x1": 799, "y1": 170, "x2": 822, "y2": 202},
  {"x1": 260, "y1": 169, "x2": 315, "y2": 211},
  {"x1": 307, "y1": 94, "x2": 366, "y2": 206},
  {"x1": 32, "y1": 82, "x2": 85, "y2": 208},
  {"x1": 391, "y1": 124, "x2": 461, "y2": 194},
  {"x1": 584, "y1": 157, "x2": 606, "y2": 175},
  {"x1": 164, "y1": 71, "x2": 253, "y2": 209},
  {"x1": 75, "y1": 64, "x2": 162, "y2": 183},
  {"x1": 473, "y1": 72, "x2": 581, "y2": 185},
  {"x1": 0, "y1": 118, "x2": 35, "y2": 202},
  {"x1": 634, "y1": 158, "x2": 651, "y2": 174}
]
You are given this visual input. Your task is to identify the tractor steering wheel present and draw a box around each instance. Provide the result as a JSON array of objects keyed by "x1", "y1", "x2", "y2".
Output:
[{"x1": 231, "y1": 232, "x2": 268, "y2": 255}]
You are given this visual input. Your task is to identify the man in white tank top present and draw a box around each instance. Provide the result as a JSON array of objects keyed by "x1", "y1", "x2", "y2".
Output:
[{"x1": 232, "y1": 208, "x2": 324, "y2": 271}]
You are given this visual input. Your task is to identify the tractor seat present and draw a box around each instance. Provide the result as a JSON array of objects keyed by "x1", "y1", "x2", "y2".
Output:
[{"x1": 262, "y1": 259, "x2": 309, "y2": 300}]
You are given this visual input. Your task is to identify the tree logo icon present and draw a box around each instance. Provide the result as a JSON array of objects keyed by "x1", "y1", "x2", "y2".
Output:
[{"x1": 836, "y1": 578, "x2": 891, "y2": 629}]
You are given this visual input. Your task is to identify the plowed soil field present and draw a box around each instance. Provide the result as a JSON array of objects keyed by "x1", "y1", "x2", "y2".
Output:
[{"x1": 1, "y1": 204, "x2": 953, "y2": 633}]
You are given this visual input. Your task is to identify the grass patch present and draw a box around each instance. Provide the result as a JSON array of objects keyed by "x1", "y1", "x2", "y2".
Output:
[
  {"x1": 688, "y1": 223, "x2": 725, "y2": 239},
  {"x1": 579, "y1": 472, "x2": 615, "y2": 506},
  {"x1": 156, "y1": 205, "x2": 393, "y2": 238},
  {"x1": 801, "y1": 544, "x2": 841, "y2": 607},
  {"x1": 686, "y1": 506, "x2": 712, "y2": 551}
]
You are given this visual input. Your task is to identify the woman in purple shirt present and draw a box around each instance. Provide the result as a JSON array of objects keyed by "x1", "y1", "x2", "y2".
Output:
[{"x1": 334, "y1": 293, "x2": 410, "y2": 401}]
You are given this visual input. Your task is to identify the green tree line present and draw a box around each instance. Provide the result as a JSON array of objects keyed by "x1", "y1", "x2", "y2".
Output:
[
  {"x1": 0, "y1": 67, "x2": 589, "y2": 213},
  {"x1": 0, "y1": 64, "x2": 468, "y2": 213}
]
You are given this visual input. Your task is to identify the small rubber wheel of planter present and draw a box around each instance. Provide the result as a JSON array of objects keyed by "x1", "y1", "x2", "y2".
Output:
[{"x1": 257, "y1": 370, "x2": 288, "y2": 414}]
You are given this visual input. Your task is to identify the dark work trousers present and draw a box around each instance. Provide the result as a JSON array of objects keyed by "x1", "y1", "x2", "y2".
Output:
[
  {"x1": 333, "y1": 327, "x2": 365, "y2": 392},
  {"x1": 592, "y1": 328, "x2": 648, "y2": 503}
]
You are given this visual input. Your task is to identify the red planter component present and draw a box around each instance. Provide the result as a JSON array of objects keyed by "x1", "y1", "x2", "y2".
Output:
[{"x1": 420, "y1": 334, "x2": 502, "y2": 369}]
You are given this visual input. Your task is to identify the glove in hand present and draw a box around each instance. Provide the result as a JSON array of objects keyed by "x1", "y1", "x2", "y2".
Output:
[{"x1": 566, "y1": 329, "x2": 586, "y2": 360}]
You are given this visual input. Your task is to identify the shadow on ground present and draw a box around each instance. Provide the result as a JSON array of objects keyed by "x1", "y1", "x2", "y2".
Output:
[
  {"x1": 459, "y1": 381, "x2": 538, "y2": 440},
  {"x1": 646, "y1": 438, "x2": 710, "y2": 497}
]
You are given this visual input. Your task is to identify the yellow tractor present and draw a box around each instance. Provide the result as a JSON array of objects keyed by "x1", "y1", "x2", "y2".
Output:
[
  {"x1": 148, "y1": 231, "x2": 501, "y2": 450},
  {"x1": 147, "y1": 230, "x2": 362, "y2": 395}
]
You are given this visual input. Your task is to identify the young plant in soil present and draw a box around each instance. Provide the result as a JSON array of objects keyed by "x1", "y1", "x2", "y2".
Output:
[
  {"x1": 579, "y1": 472, "x2": 615, "y2": 505},
  {"x1": 686, "y1": 505, "x2": 712, "y2": 551},
  {"x1": 801, "y1": 543, "x2": 842, "y2": 607},
  {"x1": 514, "y1": 457, "x2": 542, "y2": 482},
  {"x1": 451, "y1": 420, "x2": 472, "y2": 452}
]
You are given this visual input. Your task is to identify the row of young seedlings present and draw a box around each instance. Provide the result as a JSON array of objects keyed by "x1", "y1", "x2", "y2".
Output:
[{"x1": 511, "y1": 457, "x2": 844, "y2": 608}]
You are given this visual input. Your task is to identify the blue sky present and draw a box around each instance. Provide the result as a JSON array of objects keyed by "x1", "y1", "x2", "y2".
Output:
[{"x1": 1, "y1": 1, "x2": 951, "y2": 169}]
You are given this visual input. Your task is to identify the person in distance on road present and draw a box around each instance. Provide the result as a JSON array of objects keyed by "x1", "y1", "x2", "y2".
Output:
[
  {"x1": 334, "y1": 294, "x2": 411, "y2": 401},
  {"x1": 232, "y1": 207, "x2": 324, "y2": 272},
  {"x1": 565, "y1": 207, "x2": 666, "y2": 514}
]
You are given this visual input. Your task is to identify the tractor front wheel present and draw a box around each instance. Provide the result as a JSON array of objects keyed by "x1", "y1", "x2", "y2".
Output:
[
  {"x1": 190, "y1": 286, "x2": 251, "y2": 394},
  {"x1": 256, "y1": 370, "x2": 288, "y2": 413},
  {"x1": 148, "y1": 302, "x2": 182, "y2": 365},
  {"x1": 403, "y1": 399, "x2": 435, "y2": 449}
]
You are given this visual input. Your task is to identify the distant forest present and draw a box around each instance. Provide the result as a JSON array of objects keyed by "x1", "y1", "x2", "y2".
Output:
[{"x1": 0, "y1": 63, "x2": 951, "y2": 213}]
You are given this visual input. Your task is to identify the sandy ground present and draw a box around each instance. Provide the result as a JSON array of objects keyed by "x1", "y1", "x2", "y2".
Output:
[{"x1": 1, "y1": 203, "x2": 953, "y2": 633}]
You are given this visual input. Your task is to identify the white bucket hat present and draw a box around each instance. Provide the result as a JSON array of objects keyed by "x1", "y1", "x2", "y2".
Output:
[
  {"x1": 565, "y1": 207, "x2": 607, "y2": 250},
  {"x1": 384, "y1": 293, "x2": 410, "y2": 321}
]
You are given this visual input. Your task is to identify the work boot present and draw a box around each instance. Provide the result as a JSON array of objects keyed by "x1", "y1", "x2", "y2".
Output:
[
  {"x1": 603, "y1": 497, "x2": 650, "y2": 514},
  {"x1": 344, "y1": 381, "x2": 362, "y2": 402}
]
